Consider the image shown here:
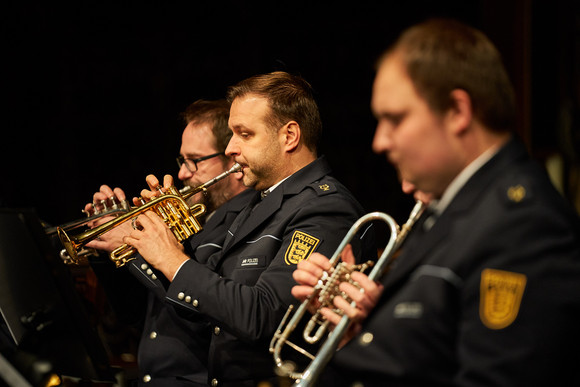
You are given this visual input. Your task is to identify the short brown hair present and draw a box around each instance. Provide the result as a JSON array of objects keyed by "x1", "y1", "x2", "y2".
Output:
[
  {"x1": 182, "y1": 99, "x2": 231, "y2": 154},
  {"x1": 226, "y1": 71, "x2": 322, "y2": 152},
  {"x1": 380, "y1": 19, "x2": 516, "y2": 132}
]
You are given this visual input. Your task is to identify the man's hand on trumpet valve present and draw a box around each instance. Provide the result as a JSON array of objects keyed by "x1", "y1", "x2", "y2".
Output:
[
  {"x1": 123, "y1": 174, "x2": 190, "y2": 282},
  {"x1": 84, "y1": 184, "x2": 132, "y2": 253},
  {"x1": 82, "y1": 174, "x2": 178, "y2": 254},
  {"x1": 291, "y1": 244, "x2": 384, "y2": 347},
  {"x1": 140, "y1": 174, "x2": 175, "y2": 201}
]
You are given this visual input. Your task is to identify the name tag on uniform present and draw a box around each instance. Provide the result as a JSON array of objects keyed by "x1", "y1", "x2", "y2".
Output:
[
  {"x1": 393, "y1": 302, "x2": 424, "y2": 319},
  {"x1": 238, "y1": 256, "x2": 266, "y2": 268}
]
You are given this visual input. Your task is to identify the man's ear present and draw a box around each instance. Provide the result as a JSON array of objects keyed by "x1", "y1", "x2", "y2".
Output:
[
  {"x1": 447, "y1": 89, "x2": 473, "y2": 135},
  {"x1": 281, "y1": 121, "x2": 301, "y2": 152}
]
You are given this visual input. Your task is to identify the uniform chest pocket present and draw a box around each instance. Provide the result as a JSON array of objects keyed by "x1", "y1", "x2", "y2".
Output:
[{"x1": 237, "y1": 255, "x2": 266, "y2": 269}]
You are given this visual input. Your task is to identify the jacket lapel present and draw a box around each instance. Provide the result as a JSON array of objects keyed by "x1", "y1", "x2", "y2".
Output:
[
  {"x1": 225, "y1": 190, "x2": 283, "y2": 251},
  {"x1": 381, "y1": 210, "x2": 454, "y2": 290},
  {"x1": 220, "y1": 156, "x2": 332, "y2": 255},
  {"x1": 187, "y1": 188, "x2": 254, "y2": 253}
]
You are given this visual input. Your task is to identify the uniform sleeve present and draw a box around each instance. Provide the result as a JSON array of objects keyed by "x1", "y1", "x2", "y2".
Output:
[{"x1": 165, "y1": 192, "x2": 365, "y2": 342}]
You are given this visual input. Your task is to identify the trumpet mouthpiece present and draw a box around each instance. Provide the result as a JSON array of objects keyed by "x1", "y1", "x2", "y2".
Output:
[{"x1": 230, "y1": 163, "x2": 242, "y2": 173}]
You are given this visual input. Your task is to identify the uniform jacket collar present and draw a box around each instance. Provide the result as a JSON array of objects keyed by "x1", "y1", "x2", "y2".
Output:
[
  {"x1": 382, "y1": 136, "x2": 527, "y2": 290},
  {"x1": 222, "y1": 156, "x2": 331, "y2": 254}
]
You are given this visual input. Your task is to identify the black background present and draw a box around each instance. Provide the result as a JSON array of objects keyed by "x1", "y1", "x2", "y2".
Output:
[{"x1": 2, "y1": 1, "x2": 579, "y2": 230}]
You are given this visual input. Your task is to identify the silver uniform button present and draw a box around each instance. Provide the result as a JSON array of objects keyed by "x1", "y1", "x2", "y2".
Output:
[
  {"x1": 146, "y1": 269, "x2": 153, "y2": 275},
  {"x1": 214, "y1": 326, "x2": 220, "y2": 335},
  {"x1": 178, "y1": 292, "x2": 185, "y2": 300},
  {"x1": 141, "y1": 263, "x2": 148, "y2": 270},
  {"x1": 185, "y1": 296, "x2": 192, "y2": 303},
  {"x1": 359, "y1": 332, "x2": 374, "y2": 346},
  {"x1": 192, "y1": 299, "x2": 199, "y2": 307},
  {"x1": 143, "y1": 374, "x2": 151, "y2": 382},
  {"x1": 151, "y1": 274, "x2": 157, "y2": 280},
  {"x1": 211, "y1": 378, "x2": 218, "y2": 386},
  {"x1": 149, "y1": 331, "x2": 157, "y2": 339}
]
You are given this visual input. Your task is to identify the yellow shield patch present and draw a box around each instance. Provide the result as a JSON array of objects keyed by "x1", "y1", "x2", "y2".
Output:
[
  {"x1": 479, "y1": 268, "x2": 527, "y2": 329},
  {"x1": 284, "y1": 231, "x2": 320, "y2": 265}
]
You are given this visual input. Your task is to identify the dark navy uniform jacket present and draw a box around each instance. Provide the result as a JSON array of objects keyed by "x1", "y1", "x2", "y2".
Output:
[
  {"x1": 92, "y1": 188, "x2": 255, "y2": 386},
  {"x1": 327, "y1": 138, "x2": 580, "y2": 387},
  {"x1": 166, "y1": 156, "x2": 374, "y2": 387}
]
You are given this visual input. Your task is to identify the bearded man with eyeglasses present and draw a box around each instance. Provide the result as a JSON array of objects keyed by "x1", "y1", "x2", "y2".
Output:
[
  {"x1": 84, "y1": 99, "x2": 251, "y2": 387},
  {"x1": 175, "y1": 100, "x2": 247, "y2": 215}
]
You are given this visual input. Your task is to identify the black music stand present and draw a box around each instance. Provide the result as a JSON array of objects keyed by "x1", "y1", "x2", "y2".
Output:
[{"x1": 0, "y1": 208, "x2": 115, "y2": 385}]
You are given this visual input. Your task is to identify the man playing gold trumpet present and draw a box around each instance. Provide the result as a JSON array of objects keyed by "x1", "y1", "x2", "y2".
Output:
[
  {"x1": 292, "y1": 19, "x2": 580, "y2": 386},
  {"x1": 84, "y1": 99, "x2": 251, "y2": 387},
  {"x1": 91, "y1": 72, "x2": 374, "y2": 386}
]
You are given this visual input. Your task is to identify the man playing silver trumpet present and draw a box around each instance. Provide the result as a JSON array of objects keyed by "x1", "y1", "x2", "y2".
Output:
[{"x1": 291, "y1": 19, "x2": 580, "y2": 386}]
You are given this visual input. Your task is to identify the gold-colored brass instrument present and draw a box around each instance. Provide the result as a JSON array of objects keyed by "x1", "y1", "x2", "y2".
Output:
[
  {"x1": 49, "y1": 187, "x2": 197, "y2": 264},
  {"x1": 270, "y1": 200, "x2": 426, "y2": 386},
  {"x1": 57, "y1": 163, "x2": 242, "y2": 268}
]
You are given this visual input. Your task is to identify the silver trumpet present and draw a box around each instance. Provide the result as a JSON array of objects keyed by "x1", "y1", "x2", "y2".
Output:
[{"x1": 269, "y1": 200, "x2": 426, "y2": 386}]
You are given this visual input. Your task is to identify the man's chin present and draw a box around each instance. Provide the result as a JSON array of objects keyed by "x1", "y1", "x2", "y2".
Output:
[{"x1": 241, "y1": 175, "x2": 257, "y2": 189}]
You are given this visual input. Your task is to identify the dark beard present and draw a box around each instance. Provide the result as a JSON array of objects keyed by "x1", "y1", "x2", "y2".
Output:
[{"x1": 185, "y1": 189, "x2": 218, "y2": 220}]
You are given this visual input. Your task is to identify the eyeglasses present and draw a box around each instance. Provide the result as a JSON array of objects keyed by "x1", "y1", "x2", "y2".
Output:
[{"x1": 176, "y1": 152, "x2": 224, "y2": 173}]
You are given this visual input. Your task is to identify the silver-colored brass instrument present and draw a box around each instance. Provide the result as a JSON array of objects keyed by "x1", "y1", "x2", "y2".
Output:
[
  {"x1": 57, "y1": 163, "x2": 242, "y2": 268},
  {"x1": 270, "y1": 200, "x2": 426, "y2": 386}
]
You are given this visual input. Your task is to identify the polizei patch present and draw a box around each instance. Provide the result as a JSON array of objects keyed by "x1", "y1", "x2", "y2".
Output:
[
  {"x1": 284, "y1": 231, "x2": 320, "y2": 265},
  {"x1": 479, "y1": 268, "x2": 527, "y2": 329}
]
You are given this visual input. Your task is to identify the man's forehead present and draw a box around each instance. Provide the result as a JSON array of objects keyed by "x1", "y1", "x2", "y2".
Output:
[
  {"x1": 372, "y1": 55, "x2": 416, "y2": 113},
  {"x1": 185, "y1": 120, "x2": 213, "y2": 135},
  {"x1": 229, "y1": 94, "x2": 270, "y2": 127},
  {"x1": 182, "y1": 122, "x2": 216, "y2": 155}
]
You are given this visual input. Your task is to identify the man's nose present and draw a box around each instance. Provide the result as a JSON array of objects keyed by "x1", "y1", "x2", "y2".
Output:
[
  {"x1": 372, "y1": 122, "x2": 393, "y2": 154},
  {"x1": 225, "y1": 136, "x2": 239, "y2": 157},
  {"x1": 177, "y1": 163, "x2": 193, "y2": 182}
]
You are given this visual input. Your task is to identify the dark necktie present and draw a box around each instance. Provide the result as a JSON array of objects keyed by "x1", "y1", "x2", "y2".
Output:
[{"x1": 222, "y1": 191, "x2": 261, "y2": 250}]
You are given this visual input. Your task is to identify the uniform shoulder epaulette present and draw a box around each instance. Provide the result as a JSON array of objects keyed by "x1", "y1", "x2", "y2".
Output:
[
  {"x1": 499, "y1": 178, "x2": 534, "y2": 208},
  {"x1": 308, "y1": 180, "x2": 337, "y2": 196}
]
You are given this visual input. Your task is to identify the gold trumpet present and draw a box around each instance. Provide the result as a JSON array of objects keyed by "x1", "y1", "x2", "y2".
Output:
[
  {"x1": 57, "y1": 163, "x2": 242, "y2": 268},
  {"x1": 49, "y1": 186, "x2": 199, "y2": 264},
  {"x1": 269, "y1": 201, "x2": 425, "y2": 386}
]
